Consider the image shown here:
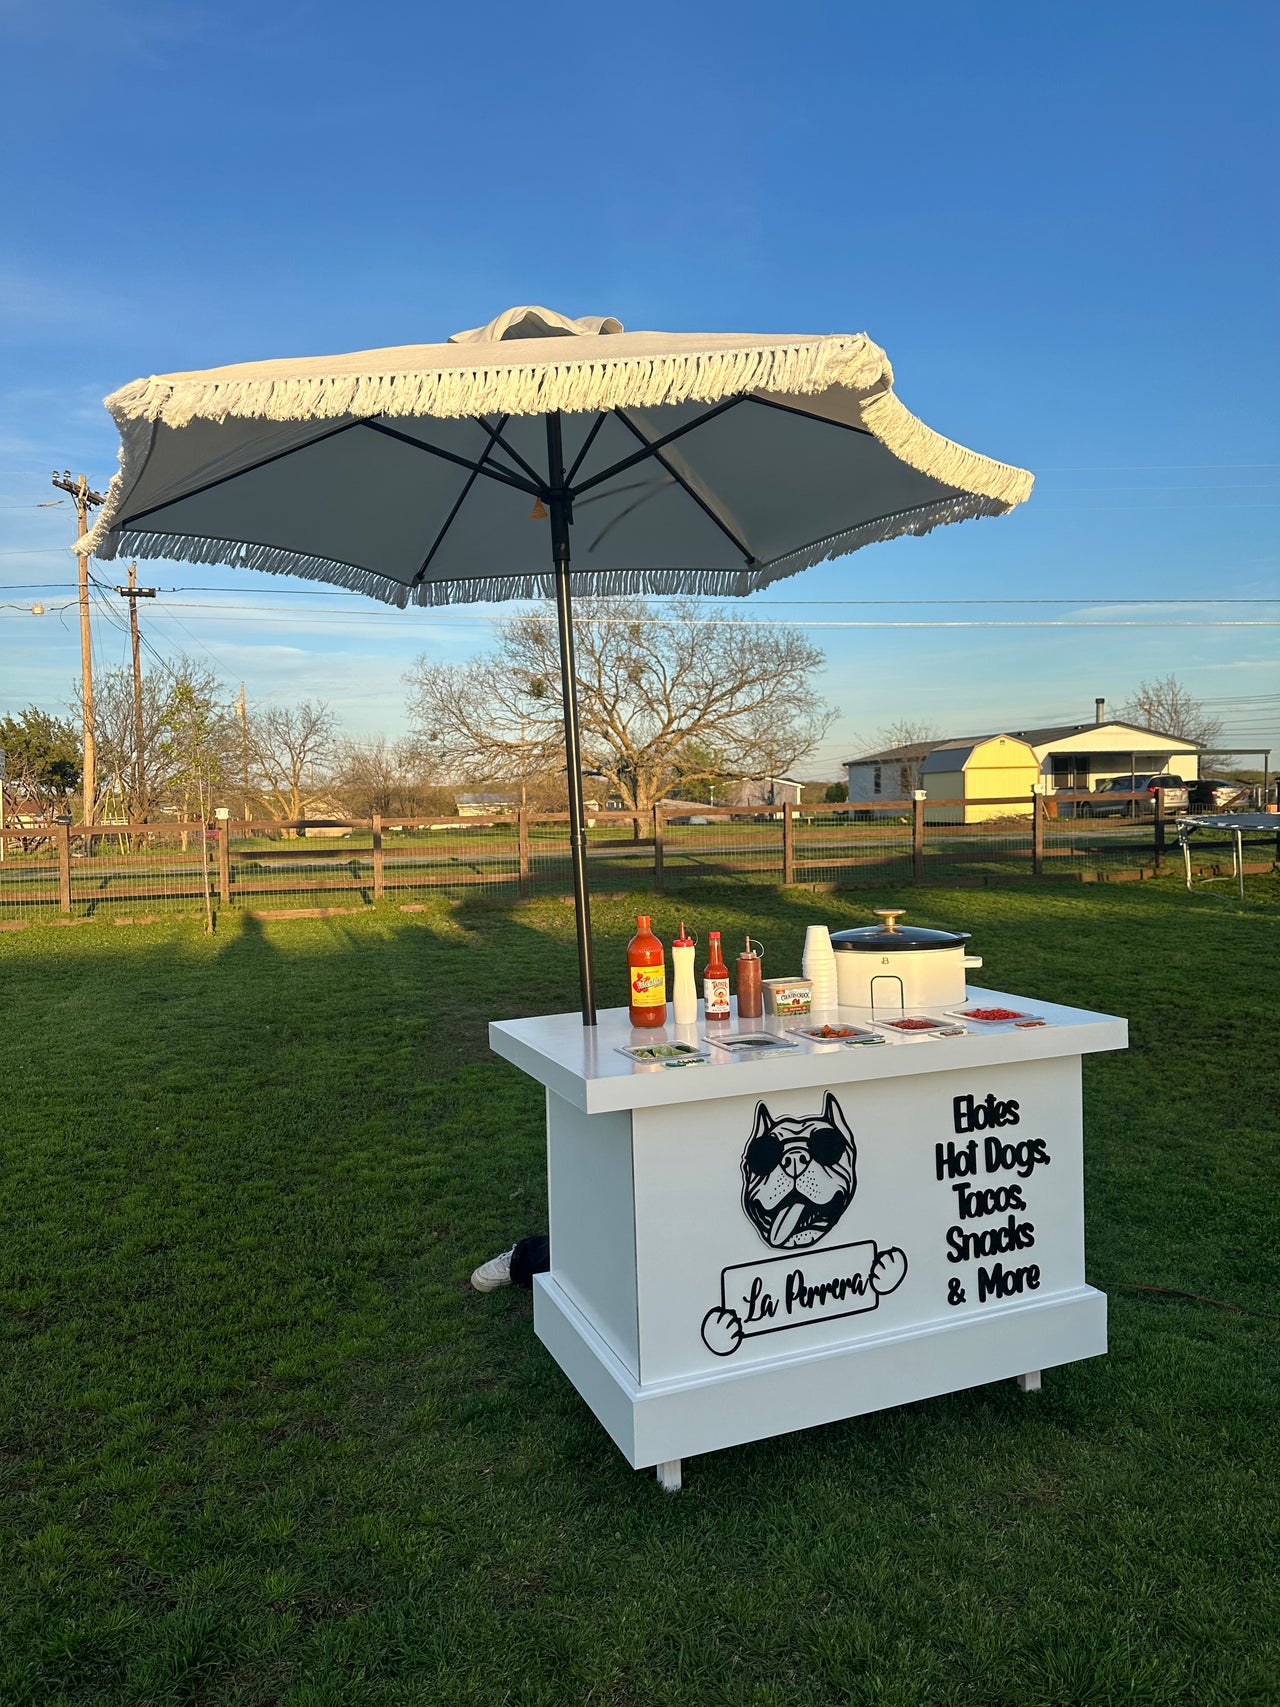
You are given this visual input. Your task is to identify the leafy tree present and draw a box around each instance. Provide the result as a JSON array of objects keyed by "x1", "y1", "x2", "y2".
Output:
[
  {"x1": 406, "y1": 597, "x2": 834, "y2": 820},
  {"x1": 88, "y1": 657, "x2": 237, "y2": 820},
  {"x1": 0, "y1": 706, "x2": 80, "y2": 808},
  {"x1": 824, "y1": 780, "x2": 848, "y2": 803},
  {"x1": 1117, "y1": 676, "x2": 1223, "y2": 749}
]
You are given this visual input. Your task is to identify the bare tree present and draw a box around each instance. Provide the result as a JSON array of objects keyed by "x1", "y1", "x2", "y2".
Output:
[
  {"x1": 1117, "y1": 676, "x2": 1223, "y2": 748},
  {"x1": 247, "y1": 700, "x2": 336, "y2": 826},
  {"x1": 330, "y1": 734, "x2": 455, "y2": 819},
  {"x1": 874, "y1": 718, "x2": 939, "y2": 794},
  {"x1": 405, "y1": 597, "x2": 834, "y2": 819}
]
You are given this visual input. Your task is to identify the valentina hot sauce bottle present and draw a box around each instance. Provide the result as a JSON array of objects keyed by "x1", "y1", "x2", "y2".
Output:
[
  {"x1": 627, "y1": 915, "x2": 667, "y2": 1027},
  {"x1": 702, "y1": 929, "x2": 731, "y2": 1021}
]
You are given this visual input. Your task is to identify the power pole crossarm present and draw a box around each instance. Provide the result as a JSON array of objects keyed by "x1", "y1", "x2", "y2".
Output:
[{"x1": 52, "y1": 470, "x2": 106, "y2": 826}]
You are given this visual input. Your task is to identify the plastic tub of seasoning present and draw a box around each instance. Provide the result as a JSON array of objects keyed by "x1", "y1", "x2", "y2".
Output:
[{"x1": 763, "y1": 977, "x2": 812, "y2": 1017}]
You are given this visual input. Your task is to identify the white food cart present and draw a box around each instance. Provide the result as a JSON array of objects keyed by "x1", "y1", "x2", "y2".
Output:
[{"x1": 489, "y1": 988, "x2": 1126, "y2": 1490}]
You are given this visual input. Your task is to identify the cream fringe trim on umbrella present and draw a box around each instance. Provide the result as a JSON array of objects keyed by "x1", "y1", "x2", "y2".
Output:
[
  {"x1": 93, "y1": 492, "x2": 1006, "y2": 609},
  {"x1": 81, "y1": 333, "x2": 1033, "y2": 563},
  {"x1": 105, "y1": 336, "x2": 889, "y2": 431}
]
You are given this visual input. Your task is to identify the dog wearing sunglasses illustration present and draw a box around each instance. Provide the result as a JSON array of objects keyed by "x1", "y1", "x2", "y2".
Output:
[
  {"x1": 699, "y1": 1092, "x2": 907, "y2": 1358},
  {"x1": 741, "y1": 1091, "x2": 864, "y2": 1250}
]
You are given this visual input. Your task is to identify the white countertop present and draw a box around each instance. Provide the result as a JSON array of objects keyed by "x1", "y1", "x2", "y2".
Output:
[{"x1": 489, "y1": 987, "x2": 1128, "y2": 1115}]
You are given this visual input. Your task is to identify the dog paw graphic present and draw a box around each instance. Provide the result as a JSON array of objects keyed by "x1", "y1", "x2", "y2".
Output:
[
  {"x1": 870, "y1": 1246, "x2": 908, "y2": 1297},
  {"x1": 701, "y1": 1306, "x2": 744, "y2": 1357}
]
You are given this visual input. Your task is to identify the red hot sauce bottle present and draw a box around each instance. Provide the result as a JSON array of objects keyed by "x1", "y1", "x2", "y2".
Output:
[
  {"x1": 628, "y1": 914, "x2": 667, "y2": 1028},
  {"x1": 736, "y1": 936, "x2": 764, "y2": 1019},
  {"x1": 702, "y1": 929, "x2": 731, "y2": 1021}
]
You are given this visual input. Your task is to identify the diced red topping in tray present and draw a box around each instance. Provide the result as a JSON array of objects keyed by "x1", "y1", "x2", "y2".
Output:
[
  {"x1": 961, "y1": 1007, "x2": 1025, "y2": 1022},
  {"x1": 882, "y1": 1017, "x2": 940, "y2": 1030}
]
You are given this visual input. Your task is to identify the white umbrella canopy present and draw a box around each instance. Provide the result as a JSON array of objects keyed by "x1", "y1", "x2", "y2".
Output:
[{"x1": 81, "y1": 305, "x2": 1033, "y2": 1019}]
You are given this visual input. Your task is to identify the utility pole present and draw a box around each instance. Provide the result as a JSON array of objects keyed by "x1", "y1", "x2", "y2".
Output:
[
  {"x1": 52, "y1": 470, "x2": 106, "y2": 825},
  {"x1": 116, "y1": 564, "x2": 156, "y2": 818},
  {"x1": 236, "y1": 683, "x2": 251, "y2": 821}
]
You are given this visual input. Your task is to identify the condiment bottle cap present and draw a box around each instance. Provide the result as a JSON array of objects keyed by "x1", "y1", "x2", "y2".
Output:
[{"x1": 673, "y1": 921, "x2": 694, "y2": 947}]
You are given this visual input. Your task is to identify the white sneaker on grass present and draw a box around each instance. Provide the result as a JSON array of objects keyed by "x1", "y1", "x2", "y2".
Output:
[{"x1": 470, "y1": 1246, "x2": 516, "y2": 1292}]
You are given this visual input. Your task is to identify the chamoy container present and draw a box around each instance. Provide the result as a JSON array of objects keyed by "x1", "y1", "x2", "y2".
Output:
[
  {"x1": 671, "y1": 922, "x2": 698, "y2": 1025},
  {"x1": 736, "y1": 937, "x2": 764, "y2": 1020},
  {"x1": 627, "y1": 915, "x2": 667, "y2": 1028},
  {"x1": 702, "y1": 930, "x2": 731, "y2": 1021}
]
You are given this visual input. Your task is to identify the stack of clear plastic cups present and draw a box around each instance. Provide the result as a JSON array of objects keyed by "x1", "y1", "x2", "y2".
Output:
[{"x1": 802, "y1": 924, "x2": 839, "y2": 1015}]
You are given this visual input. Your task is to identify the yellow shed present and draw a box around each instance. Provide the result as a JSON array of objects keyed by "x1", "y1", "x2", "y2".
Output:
[{"x1": 921, "y1": 735, "x2": 1039, "y2": 824}]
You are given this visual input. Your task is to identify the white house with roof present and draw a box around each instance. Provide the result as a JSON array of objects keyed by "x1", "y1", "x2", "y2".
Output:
[{"x1": 845, "y1": 708, "x2": 1203, "y2": 818}]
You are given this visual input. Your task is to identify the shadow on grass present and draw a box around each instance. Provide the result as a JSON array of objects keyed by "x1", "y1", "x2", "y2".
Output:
[{"x1": 0, "y1": 882, "x2": 1277, "y2": 1704}]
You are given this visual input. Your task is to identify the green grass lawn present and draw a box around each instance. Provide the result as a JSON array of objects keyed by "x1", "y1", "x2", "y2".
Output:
[{"x1": 1, "y1": 879, "x2": 1277, "y2": 1706}]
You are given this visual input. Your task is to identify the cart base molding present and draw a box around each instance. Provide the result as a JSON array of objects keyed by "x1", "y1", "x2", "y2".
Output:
[{"x1": 536, "y1": 1274, "x2": 1106, "y2": 1469}]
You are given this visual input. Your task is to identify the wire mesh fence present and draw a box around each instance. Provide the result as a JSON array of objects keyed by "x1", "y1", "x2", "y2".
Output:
[{"x1": 2, "y1": 796, "x2": 1275, "y2": 925}]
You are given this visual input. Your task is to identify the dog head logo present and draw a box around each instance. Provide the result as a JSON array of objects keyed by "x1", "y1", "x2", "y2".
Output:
[{"x1": 741, "y1": 1091, "x2": 857, "y2": 1249}]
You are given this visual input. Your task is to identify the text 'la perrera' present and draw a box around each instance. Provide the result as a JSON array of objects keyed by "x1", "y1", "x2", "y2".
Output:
[{"x1": 953, "y1": 1092, "x2": 1020, "y2": 1134}]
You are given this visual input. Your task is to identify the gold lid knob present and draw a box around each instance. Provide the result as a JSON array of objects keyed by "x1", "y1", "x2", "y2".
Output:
[{"x1": 873, "y1": 908, "x2": 905, "y2": 932}]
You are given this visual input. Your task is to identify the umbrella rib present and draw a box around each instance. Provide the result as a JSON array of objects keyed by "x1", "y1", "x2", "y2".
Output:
[
  {"x1": 476, "y1": 419, "x2": 545, "y2": 488},
  {"x1": 411, "y1": 416, "x2": 511, "y2": 586},
  {"x1": 611, "y1": 408, "x2": 756, "y2": 567},
  {"x1": 565, "y1": 411, "x2": 608, "y2": 486},
  {"x1": 570, "y1": 396, "x2": 747, "y2": 496},
  {"x1": 744, "y1": 394, "x2": 873, "y2": 436},
  {"x1": 360, "y1": 419, "x2": 545, "y2": 497},
  {"x1": 115, "y1": 418, "x2": 369, "y2": 532}
]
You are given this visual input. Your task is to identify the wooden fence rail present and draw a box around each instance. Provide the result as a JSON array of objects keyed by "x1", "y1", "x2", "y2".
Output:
[{"x1": 2, "y1": 795, "x2": 1272, "y2": 917}]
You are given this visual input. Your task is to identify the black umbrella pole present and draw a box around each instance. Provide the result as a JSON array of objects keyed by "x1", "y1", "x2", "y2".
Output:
[{"x1": 547, "y1": 418, "x2": 597, "y2": 1026}]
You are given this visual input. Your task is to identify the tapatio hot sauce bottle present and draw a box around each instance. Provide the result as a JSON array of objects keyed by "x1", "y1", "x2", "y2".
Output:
[
  {"x1": 702, "y1": 930, "x2": 731, "y2": 1021},
  {"x1": 628, "y1": 915, "x2": 667, "y2": 1028}
]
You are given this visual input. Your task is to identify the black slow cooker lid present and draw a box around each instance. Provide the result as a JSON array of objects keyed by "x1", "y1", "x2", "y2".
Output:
[{"x1": 830, "y1": 909, "x2": 970, "y2": 953}]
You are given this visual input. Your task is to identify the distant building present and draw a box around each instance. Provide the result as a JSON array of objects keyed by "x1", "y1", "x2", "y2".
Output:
[
  {"x1": 726, "y1": 775, "x2": 804, "y2": 808},
  {"x1": 846, "y1": 714, "x2": 1204, "y2": 816},
  {"x1": 455, "y1": 792, "x2": 518, "y2": 817},
  {"x1": 920, "y1": 736, "x2": 1039, "y2": 824}
]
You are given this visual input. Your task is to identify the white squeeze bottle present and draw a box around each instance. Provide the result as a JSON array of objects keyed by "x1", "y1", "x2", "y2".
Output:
[{"x1": 672, "y1": 922, "x2": 698, "y2": 1025}]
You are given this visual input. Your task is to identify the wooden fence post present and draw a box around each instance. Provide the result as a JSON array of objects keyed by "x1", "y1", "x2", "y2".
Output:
[
  {"x1": 58, "y1": 821, "x2": 72, "y2": 914},
  {"x1": 653, "y1": 806, "x2": 665, "y2": 896},
  {"x1": 1153, "y1": 791, "x2": 1165, "y2": 873},
  {"x1": 517, "y1": 808, "x2": 530, "y2": 900},
  {"x1": 912, "y1": 793, "x2": 925, "y2": 882},
  {"x1": 1032, "y1": 791, "x2": 1044, "y2": 877},
  {"x1": 218, "y1": 824, "x2": 231, "y2": 906},
  {"x1": 782, "y1": 801, "x2": 795, "y2": 886},
  {"x1": 372, "y1": 813, "x2": 384, "y2": 901}
]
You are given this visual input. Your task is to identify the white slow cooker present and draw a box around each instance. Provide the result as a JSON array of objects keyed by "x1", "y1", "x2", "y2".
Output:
[{"x1": 829, "y1": 908, "x2": 982, "y2": 1010}]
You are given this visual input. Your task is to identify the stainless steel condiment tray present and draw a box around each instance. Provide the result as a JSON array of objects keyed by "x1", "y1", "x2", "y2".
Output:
[
  {"x1": 615, "y1": 1041, "x2": 710, "y2": 1067},
  {"x1": 701, "y1": 1032, "x2": 799, "y2": 1054},
  {"x1": 948, "y1": 1006, "x2": 1046, "y2": 1027},
  {"x1": 787, "y1": 1023, "x2": 882, "y2": 1046}
]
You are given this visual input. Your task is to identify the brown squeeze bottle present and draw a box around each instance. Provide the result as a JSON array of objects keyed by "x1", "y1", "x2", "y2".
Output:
[
  {"x1": 702, "y1": 930, "x2": 731, "y2": 1021},
  {"x1": 627, "y1": 914, "x2": 667, "y2": 1028},
  {"x1": 736, "y1": 936, "x2": 764, "y2": 1019}
]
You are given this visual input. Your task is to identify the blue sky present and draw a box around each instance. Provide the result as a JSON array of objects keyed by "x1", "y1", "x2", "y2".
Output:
[{"x1": 2, "y1": 0, "x2": 1277, "y2": 774}]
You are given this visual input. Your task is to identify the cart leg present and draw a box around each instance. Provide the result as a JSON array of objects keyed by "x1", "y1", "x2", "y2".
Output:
[
  {"x1": 1016, "y1": 1370, "x2": 1042, "y2": 1393},
  {"x1": 1236, "y1": 830, "x2": 1244, "y2": 902},
  {"x1": 655, "y1": 1459, "x2": 682, "y2": 1492}
]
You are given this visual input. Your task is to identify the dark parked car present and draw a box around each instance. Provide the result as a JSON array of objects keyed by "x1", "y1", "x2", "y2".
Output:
[
  {"x1": 1188, "y1": 777, "x2": 1251, "y2": 812},
  {"x1": 1089, "y1": 774, "x2": 1189, "y2": 817}
]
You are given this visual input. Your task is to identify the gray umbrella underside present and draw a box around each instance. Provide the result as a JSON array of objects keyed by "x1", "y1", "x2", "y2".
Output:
[{"x1": 81, "y1": 307, "x2": 1034, "y2": 1018}]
